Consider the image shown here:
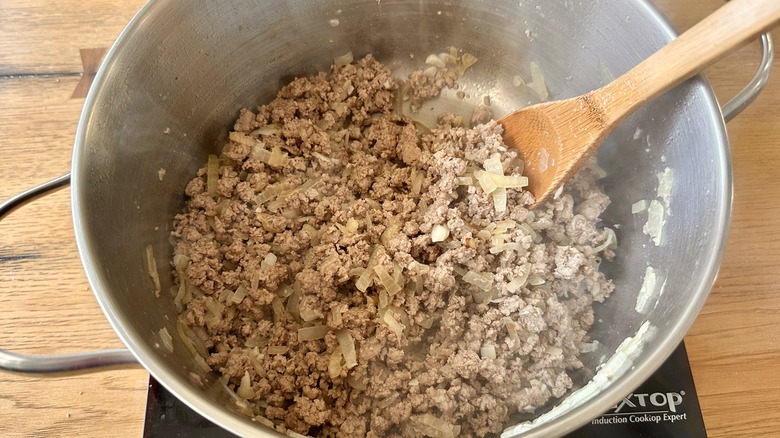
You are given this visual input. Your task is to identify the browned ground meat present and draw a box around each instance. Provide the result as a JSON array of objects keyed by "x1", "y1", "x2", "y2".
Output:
[{"x1": 170, "y1": 53, "x2": 615, "y2": 438}]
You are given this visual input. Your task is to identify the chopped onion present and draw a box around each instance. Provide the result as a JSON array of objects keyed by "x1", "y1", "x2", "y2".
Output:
[
  {"x1": 193, "y1": 355, "x2": 211, "y2": 372},
  {"x1": 334, "y1": 51, "x2": 353, "y2": 66},
  {"x1": 494, "y1": 220, "x2": 516, "y2": 233},
  {"x1": 205, "y1": 297, "x2": 224, "y2": 316},
  {"x1": 245, "y1": 336, "x2": 269, "y2": 348},
  {"x1": 261, "y1": 253, "x2": 277, "y2": 269},
  {"x1": 280, "y1": 178, "x2": 320, "y2": 199},
  {"x1": 480, "y1": 344, "x2": 497, "y2": 360},
  {"x1": 300, "y1": 307, "x2": 321, "y2": 322},
  {"x1": 250, "y1": 270, "x2": 261, "y2": 292},
  {"x1": 298, "y1": 325, "x2": 329, "y2": 341},
  {"x1": 503, "y1": 317, "x2": 522, "y2": 347},
  {"x1": 336, "y1": 217, "x2": 360, "y2": 234},
  {"x1": 378, "y1": 289, "x2": 389, "y2": 313},
  {"x1": 422, "y1": 65, "x2": 439, "y2": 79},
  {"x1": 145, "y1": 245, "x2": 161, "y2": 297},
  {"x1": 492, "y1": 187, "x2": 507, "y2": 213},
  {"x1": 460, "y1": 53, "x2": 477, "y2": 72},
  {"x1": 439, "y1": 52, "x2": 456, "y2": 66},
  {"x1": 506, "y1": 270, "x2": 530, "y2": 292},
  {"x1": 206, "y1": 154, "x2": 219, "y2": 196},
  {"x1": 355, "y1": 271, "x2": 372, "y2": 293},
  {"x1": 178, "y1": 320, "x2": 209, "y2": 358},
  {"x1": 636, "y1": 266, "x2": 660, "y2": 314},
  {"x1": 204, "y1": 314, "x2": 221, "y2": 332},
  {"x1": 425, "y1": 53, "x2": 446, "y2": 68},
  {"x1": 159, "y1": 327, "x2": 174, "y2": 353},
  {"x1": 546, "y1": 346, "x2": 563, "y2": 356},
  {"x1": 528, "y1": 275, "x2": 546, "y2": 286},
  {"x1": 356, "y1": 246, "x2": 380, "y2": 292},
  {"x1": 230, "y1": 131, "x2": 259, "y2": 146},
  {"x1": 254, "y1": 415, "x2": 275, "y2": 428},
  {"x1": 377, "y1": 391, "x2": 400, "y2": 409},
  {"x1": 380, "y1": 223, "x2": 401, "y2": 245},
  {"x1": 644, "y1": 200, "x2": 665, "y2": 246},
  {"x1": 414, "y1": 414, "x2": 456, "y2": 438},
  {"x1": 336, "y1": 329, "x2": 358, "y2": 369},
  {"x1": 528, "y1": 61, "x2": 549, "y2": 100},
  {"x1": 286, "y1": 285, "x2": 301, "y2": 320},
  {"x1": 594, "y1": 227, "x2": 617, "y2": 252},
  {"x1": 250, "y1": 124, "x2": 282, "y2": 137},
  {"x1": 484, "y1": 153, "x2": 503, "y2": 174},
  {"x1": 476, "y1": 229, "x2": 492, "y2": 241},
  {"x1": 302, "y1": 223, "x2": 321, "y2": 246},
  {"x1": 497, "y1": 242, "x2": 523, "y2": 253},
  {"x1": 348, "y1": 267, "x2": 366, "y2": 277},
  {"x1": 462, "y1": 270, "x2": 494, "y2": 291},
  {"x1": 237, "y1": 371, "x2": 255, "y2": 398},
  {"x1": 263, "y1": 147, "x2": 290, "y2": 168},
  {"x1": 632, "y1": 200, "x2": 648, "y2": 214},
  {"x1": 512, "y1": 75, "x2": 526, "y2": 88},
  {"x1": 383, "y1": 311, "x2": 405, "y2": 339},
  {"x1": 347, "y1": 374, "x2": 367, "y2": 390},
  {"x1": 553, "y1": 184, "x2": 565, "y2": 200},
  {"x1": 475, "y1": 170, "x2": 529, "y2": 191},
  {"x1": 418, "y1": 316, "x2": 435, "y2": 329},
  {"x1": 456, "y1": 176, "x2": 473, "y2": 186},
  {"x1": 272, "y1": 297, "x2": 285, "y2": 323},
  {"x1": 472, "y1": 289, "x2": 494, "y2": 304},
  {"x1": 267, "y1": 345, "x2": 288, "y2": 355},
  {"x1": 255, "y1": 181, "x2": 294, "y2": 204},
  {"x1": 173, "y1": 279, "x2": 190, "y2": 311},
  {"x1": 519, "y1": 223, "x2": 542, "y2": 243},
  {"x1": 657, "y1": 167, "x2": 673, "y2": 200},
  {"x1": 329, "y1": 346, "x2": 343, "y2": 378},
  {"x1": 281, "y1": 208, "x2": 302, "y2": 219},
  {"x1": 431, "y1": 224, "x2": 450, "y2": 243},
  {"x1": 417, "y1": 198, "x2": 429, "y2": 215},
  {"x1": 392, "y1": 262, "x2": 406, "y2": 291},
  {"x1": 232, "y1": 285, "x2": 248, "y2": 304},
  {"x1": 579, "y1": 340, "x2": 600, "y2": 353},
  {"x1": 173, "y1": 253, "x2": 190, "y2": 272},
  {"x1": 474, "y1": 170, "x2": 499, "y2": 194},
  {"x1": 374, "y1": 265, "x2": 402, "y2": 296},
  {"x1": 312, "y1": 151, "x2": 341, "y2": 165},
  {"x1": 411, "y1": 169, "x2": 426, "y2": 196},
  {"x1": 331, "y1": 305, "x2": 344, "y2": 326}
]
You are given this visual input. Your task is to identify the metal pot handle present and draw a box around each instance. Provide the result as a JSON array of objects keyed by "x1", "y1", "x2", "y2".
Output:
[
  {"x1": 723, "y1": 33, "x2": 774, "y2": 122},
  {"x1": 0, "y1": 173, "x2": 138, "y2": 375}
]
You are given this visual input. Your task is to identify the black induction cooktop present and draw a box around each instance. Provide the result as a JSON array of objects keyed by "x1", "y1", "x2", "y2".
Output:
[{"x1": 143, "y1": 342, "x2": 706, "y2": 437}]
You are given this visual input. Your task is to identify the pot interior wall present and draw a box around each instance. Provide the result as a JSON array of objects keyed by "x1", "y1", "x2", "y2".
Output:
[{"x1": 73, "y1": 0, "x2": 729, "y2": 436}]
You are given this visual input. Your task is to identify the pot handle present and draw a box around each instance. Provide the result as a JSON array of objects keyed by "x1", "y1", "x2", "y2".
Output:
[
  {"x1": 722, "y1": 33, "x2": 774, "y2": 122},
  {"x1": 0, "y1": 174, "x2": 138, "y2": 375}
]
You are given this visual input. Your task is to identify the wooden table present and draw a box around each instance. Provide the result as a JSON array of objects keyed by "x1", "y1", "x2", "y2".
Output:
[{"x1": 0, "y1": 1, "x2": 777, "y2": 437}]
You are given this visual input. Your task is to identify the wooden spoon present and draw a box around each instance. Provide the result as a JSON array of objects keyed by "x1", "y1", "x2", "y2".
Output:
[{"x1": 499, "y1": 0, "x2": 780, "y2": 207}]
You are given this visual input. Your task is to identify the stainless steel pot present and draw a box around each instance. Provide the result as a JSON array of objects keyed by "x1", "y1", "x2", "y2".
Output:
[{"x1": 0, "y1": 1, "x2": 774, "y2": 436}]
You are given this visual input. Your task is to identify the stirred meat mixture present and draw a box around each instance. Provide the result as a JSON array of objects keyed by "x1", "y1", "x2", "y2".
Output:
[{"x1": 170, "y1": 51, "x2": 615, "y2": 437}]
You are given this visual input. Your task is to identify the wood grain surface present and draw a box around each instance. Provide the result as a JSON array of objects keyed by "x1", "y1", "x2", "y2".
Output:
[{"x1": 0, "y1": 1, "x2": 778, "y2": 437}]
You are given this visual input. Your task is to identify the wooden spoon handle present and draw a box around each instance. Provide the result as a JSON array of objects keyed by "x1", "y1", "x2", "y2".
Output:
[{"x1": 596, "y1": 0, "x2": 780, "y2": 127}]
